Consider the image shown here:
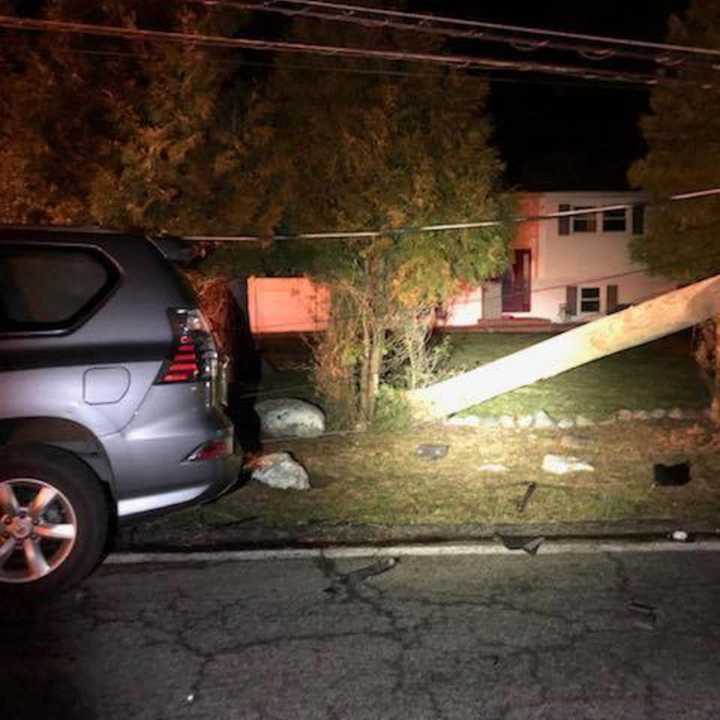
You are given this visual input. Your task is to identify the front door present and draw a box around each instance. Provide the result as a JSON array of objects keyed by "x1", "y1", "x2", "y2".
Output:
[{"x1": 502, "y1": 249, "x2": 531, "y2": 312}]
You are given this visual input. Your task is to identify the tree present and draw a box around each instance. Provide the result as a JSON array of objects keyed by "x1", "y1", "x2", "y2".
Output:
[
  {"x1": 628, "y1": 0, "x2": 720, "y2": 417},
  {"x1": 253, "y1": 10, "x2": 512, "y2": 426}
]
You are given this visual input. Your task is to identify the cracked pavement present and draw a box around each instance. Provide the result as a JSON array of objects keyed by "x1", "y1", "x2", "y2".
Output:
[{"x1": 3, "y1": 549, "x2": 720, "y2": 719}]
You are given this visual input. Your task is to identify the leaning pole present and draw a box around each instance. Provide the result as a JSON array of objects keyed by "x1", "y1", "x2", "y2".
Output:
[{"x1": 408, "y1": 274, "x2": 720, "y2": 419}]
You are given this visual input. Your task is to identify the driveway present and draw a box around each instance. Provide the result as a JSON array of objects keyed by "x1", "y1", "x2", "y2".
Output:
[{"x1": 4, "y1": 547, "x2": 720, "y2": 719}]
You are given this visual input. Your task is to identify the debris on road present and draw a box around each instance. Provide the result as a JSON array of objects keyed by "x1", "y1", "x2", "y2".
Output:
[
  {"x1": 495, "y1": 534, "x2": 545, "y2": 555},
  {"x1": 516, "y1": 482, "x2": 537, "y2": 513},
  {"x1": 322, "y1": 557, "x2": 399, "y2": 594},
  {"x1": 654, "y1": 461, "x2": 691, "y2": 487},
  {"x1": 628, "y1": 601, "x2": 657, "y2": 630},
  {"x1": 670, "y1": 529, "x2": 695, "y2": 542},
  {"x1": 415, "y1": 443, "x2": 449, "y2": 460}
]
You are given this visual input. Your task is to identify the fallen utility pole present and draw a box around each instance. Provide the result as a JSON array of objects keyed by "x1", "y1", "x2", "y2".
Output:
[{"x1": 408, "y1": 274, "x2": 720, "y2": 419}]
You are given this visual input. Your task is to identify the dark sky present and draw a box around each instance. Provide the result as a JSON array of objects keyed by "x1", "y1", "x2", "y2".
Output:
[{"x1": 415, "y1": 0, "x2": 690, "y2": 191}]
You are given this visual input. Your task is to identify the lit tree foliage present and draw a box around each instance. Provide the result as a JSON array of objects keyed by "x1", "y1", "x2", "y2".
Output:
[
  {"x1": 254, "y1": 11, "x2": 512, "y2": 426},
  {"x1": 630, "y1": 0, "x2": 720, "y2": 417}
]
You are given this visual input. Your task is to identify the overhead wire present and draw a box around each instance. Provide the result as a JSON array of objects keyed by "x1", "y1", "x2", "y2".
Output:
[
  {"x1": 192, "y1": 0, "x2": 720, "y2": 72},
  {"x1": 0, "y1": 15, "x2": 689, "y2": 87}
]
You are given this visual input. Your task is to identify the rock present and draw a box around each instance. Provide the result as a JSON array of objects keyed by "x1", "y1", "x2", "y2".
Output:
[
  {"x1": 560, "y1": 434, "x2": 592, "y2": 450},
  {"x1": 255, "y1": 398, "x2": 325, "y2": 438},
  {"x1": 668, "y1": 408, "x2": 684, "y2": 420},
  {"x1": 632, "y1": 410, "x2": 650, "y2": 421},
  {"x1": 251, "y1": 452, "x2": 311, "y2": 490},
  {"x1": 499, "y1": 415, "x2": 516, "y2": 429},
  {"x1": 650, "y1": 409, "x2": 667, "y2": 419},
  {"x1": 533, "y1": 410, "x2": 557, "y2": 429},
  {"x1": 415, "y1": 443, "x2": 449, "y2": 460},
  {"x1": 575, "y1": 415, "x2": 595, "y2": 427},
  {"x1": 557, "y1": 418, "x2": 575, "y2": 429},
  {"x1": 542, "y1": 454, "x2": 595, "y2": 475},
  {"x1": 599, "y1": 417, "x2": 617, "y2": 425},
  {"x1": 477, "y1": 463, "x2": 509, "y2": 473},
  {"x1": 616, "y1": 409, "x2": 634, "y2": 422},
  {"x1": 517, "y1": 414, "x2": 534, "y2": 429}
]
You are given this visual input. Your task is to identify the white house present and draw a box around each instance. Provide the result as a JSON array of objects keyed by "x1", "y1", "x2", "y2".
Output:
[{"x1": 440, "y1": 190, "x2": 676, "y2": 326}]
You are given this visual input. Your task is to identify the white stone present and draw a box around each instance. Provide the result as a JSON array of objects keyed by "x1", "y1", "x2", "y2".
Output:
[
  {"x1": 576, "y1": 415, "x2": 595, "y2": 427},
  {"x1": 616, "y1": 409, "x2": 634, "y2": 421},
  {"x1": 557, "y1": 418, "x2": 575, "y2": 429},
  {"x1": 499, "y1": 415, "x2": 516, "y2": 429},
  {"x1": 477, "y1": 463, "x2": 509, "y2": 473},
  {"x1": 542, "y1": 454, "x2": 595, "y2": 475},
  {"x1": 251, "y1": 452, "x2": 311, "y2": 490},
  {"x1": 534, "y1": 410, "x2": 557, "y2": 429},
  {"x1": 517, "y1": 414, "x2": 534, "y2": 429},
  {"x1": 650, "y1": 409, "x2": 667, "y2": 419},
  {"x1": 255, "y1": 398, "x2": 325, "y2": 438},
  {"x1": 668, "y1": 408, "x2": 684, "y2": 420},
  {"x1": 633, "y1": 410, "x2": 650, "y2": 421}
]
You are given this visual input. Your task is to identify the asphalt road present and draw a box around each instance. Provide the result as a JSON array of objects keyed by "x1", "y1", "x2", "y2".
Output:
[{"x1": 3, "y1": 548, "x2": 720, "y2": 720}]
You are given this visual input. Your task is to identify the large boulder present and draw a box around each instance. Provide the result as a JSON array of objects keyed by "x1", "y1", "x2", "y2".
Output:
[
  {"x1": 251, "y1": 452, "x2": 311, "y2": 490},
  {"x1": 255, "y1": 398, "x2": 326, "y2": 438}
]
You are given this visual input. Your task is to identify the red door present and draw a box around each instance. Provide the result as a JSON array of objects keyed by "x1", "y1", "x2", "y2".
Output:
[{"x1": 502, "y1": 249, "x2": 531, "y2": 312}]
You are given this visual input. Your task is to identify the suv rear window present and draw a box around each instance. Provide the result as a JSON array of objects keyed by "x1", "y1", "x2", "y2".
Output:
[{"x1": 0, "y1": 245, "x2": 117, "y2": 333}]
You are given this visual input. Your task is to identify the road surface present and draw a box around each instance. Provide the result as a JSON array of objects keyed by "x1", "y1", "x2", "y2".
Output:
[{"x1": 3, "y1": 547, "x2": 720, "y2": 719}]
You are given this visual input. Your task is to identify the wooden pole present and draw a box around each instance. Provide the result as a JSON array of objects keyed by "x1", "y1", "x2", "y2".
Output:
[{"x1": 409, "y1": 275, "x2": 720, "y2": 419}]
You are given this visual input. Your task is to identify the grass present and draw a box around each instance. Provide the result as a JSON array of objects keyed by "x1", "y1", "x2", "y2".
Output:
[
  {"x1": 445, "y1": 332, "x2": 709, "y2": 420},
  {"x1": 135, "y1": 329, "x2": 716, "y2": 540},
  {"x1": 141, "y1": 419, "x2": 720, "y2": 538}
]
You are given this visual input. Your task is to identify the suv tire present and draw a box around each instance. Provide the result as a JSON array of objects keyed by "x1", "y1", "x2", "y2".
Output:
[{"x1": 0, "y1": 445, "x2": 109, "y2": 596}]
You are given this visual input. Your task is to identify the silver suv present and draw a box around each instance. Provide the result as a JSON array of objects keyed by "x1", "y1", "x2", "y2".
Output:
[{"x1": 0, "y1": 226, "x2": 236, "y2": 595}]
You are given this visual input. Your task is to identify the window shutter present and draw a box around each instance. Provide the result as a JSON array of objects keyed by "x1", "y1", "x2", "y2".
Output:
[
  {"x1": 565, "y1": 285, "x2": 577, "y2": 316},
  {"x1": 558, "y1": 204, "x2": 571, "y2": 235},
  {"x1": 632, "y1": 205, "x2": 645, "y2": 235},
  {"x1": 606, "y1": 284, "x2": 619, "y2": 313}
]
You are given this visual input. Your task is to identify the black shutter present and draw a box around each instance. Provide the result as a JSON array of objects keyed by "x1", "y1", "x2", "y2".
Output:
[
  {"x1": 606, "y1": 284, "x2": 619, "y2": 314},
  {"x1": 558, "y1": 204, "x2": 571, "y2": 235},
  {"x1": 566, "y1": 285, "x2": 577, "y2": 316},
  {"x1": 632, "y1": 204, "x2": 645, "y2": 235}
]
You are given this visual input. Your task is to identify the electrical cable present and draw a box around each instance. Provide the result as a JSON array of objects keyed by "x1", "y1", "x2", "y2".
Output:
[{"x1": 0, "y1": 15, "x2": 686, "y2": 87}]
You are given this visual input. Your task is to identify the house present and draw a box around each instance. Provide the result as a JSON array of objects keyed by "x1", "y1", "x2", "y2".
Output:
[
  {"x1": 438, "y1": 191, "x2": 676, "y2": 327},
  {"x1": 245, "y1": 190, "x2": 676, "y2": 334}
]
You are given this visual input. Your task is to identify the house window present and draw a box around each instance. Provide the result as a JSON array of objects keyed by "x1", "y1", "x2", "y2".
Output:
[
  {"x1": 572, "y1": 207, "x2": 597, "y2": 233},
  {"x1": 580, "y1": 287, "x2": 601, "y2": 313},
  {"x1": 602, "y1": 208, "x2": 626, "y2": 232}
]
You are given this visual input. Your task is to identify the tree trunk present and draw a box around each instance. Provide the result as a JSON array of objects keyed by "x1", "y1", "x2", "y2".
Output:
[{"x1": 409, "y1": 275, "x2": 720, "y2": 419}]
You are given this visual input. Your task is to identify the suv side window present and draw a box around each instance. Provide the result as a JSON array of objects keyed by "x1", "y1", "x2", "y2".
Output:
[{"x1": 0, "y1": 244, "x2": 117, "y2": 333}]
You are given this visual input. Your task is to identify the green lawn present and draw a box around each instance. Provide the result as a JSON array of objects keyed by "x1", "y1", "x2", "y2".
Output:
[{"x1": 445, "y1": 332, "x2": 708, "y2": 420}]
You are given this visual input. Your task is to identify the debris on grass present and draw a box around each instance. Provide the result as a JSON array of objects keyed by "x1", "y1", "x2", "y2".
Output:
[
  {"x1": 415, "y1": 443, "x2": 449, "y2": 460},
  {"x1": 654, "y1": 461, "x2": 691, "y2": 487},
  {"x1": 542, "y1": 454, "x2": 595, "y2": 475},
  {"x1": 516, "y1": 482, "x2": 537, "y2": 513}
]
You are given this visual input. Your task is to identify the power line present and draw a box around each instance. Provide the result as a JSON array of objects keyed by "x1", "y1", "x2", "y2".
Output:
[
  {"x1": 0, "y1": 15, "x2": 682, "y2": 86},
  {"x1": 194, "y1": 0, "x2": 720, "y2": 73},
  {"x1": 184, "y1": 188, "x2": 720, "y2": 244},
  {"x1": 199, "y1": 0, "x2": 720, "y2": 60}
]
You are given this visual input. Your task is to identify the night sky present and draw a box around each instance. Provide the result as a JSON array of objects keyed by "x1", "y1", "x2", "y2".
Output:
[{"x1": 416, "y1": 0, "x2": 690, "y2": 191}]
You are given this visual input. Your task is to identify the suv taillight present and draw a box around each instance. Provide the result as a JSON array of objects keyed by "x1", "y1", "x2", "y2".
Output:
[{"x1": 157, "y1": 308, "x2": 218, "y2": 384}]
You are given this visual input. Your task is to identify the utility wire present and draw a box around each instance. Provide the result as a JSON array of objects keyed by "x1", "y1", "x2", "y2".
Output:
[
  {"x1": 0, "y1": 15, "x2": 684, "y2": 86},
  {"x1": 193, "y1": 0, "x2": 720, "y2": 73},
  {"x1": 198, "y1": 0, "x2": 720, "y2": 61},
  {"x1": 184, "y1": 188, "x2": 720, "y2": 244}
]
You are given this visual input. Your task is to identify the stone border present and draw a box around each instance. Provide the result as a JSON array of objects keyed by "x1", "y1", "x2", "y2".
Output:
[{"x1": 445, "y1": 407, "x2": 707, "y2": 430}]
